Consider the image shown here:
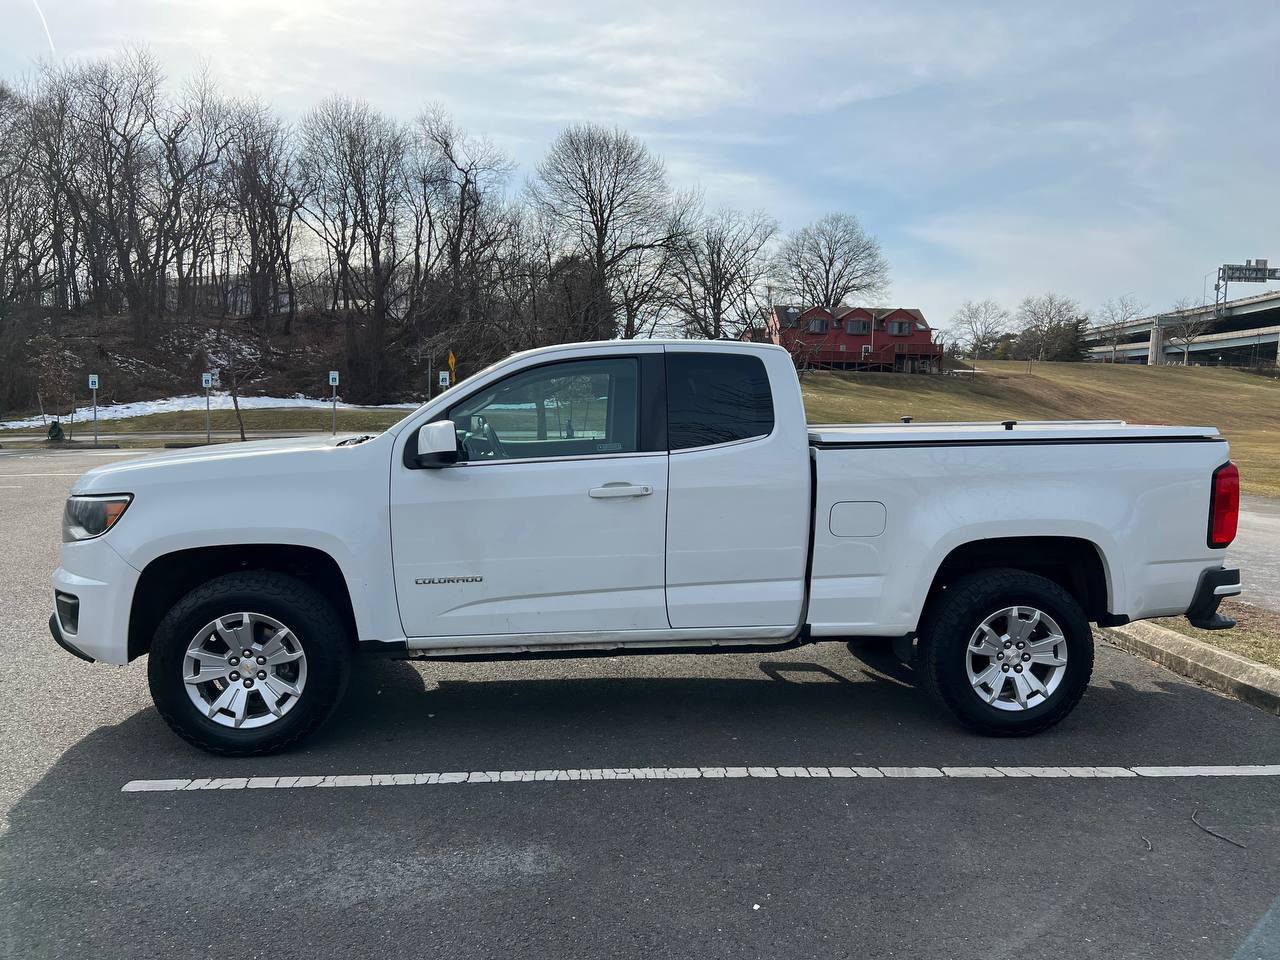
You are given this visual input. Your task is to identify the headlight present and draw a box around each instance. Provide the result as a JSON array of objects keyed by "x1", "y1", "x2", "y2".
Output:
[{"x1": 62, "y1": 494, "x2": 133, "y2": 542}]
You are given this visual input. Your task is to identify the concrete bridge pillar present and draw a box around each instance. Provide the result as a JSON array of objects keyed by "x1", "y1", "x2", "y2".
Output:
[{"x1": 1147, "y1": 317, "x2": 1166, "y2": 365}]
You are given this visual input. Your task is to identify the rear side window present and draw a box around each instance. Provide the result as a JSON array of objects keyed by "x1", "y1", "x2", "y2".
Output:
[{"x1": 666, "y1": 353, "x2": 774, "y2": 450}]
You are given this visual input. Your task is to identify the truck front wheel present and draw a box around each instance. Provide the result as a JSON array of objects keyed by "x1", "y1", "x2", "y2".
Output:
[
  {"x1": 148, "y1": 571, "x2": 351, "y2": 755},
  {"x1": 918, "y1": 568, "x2": 1093, "y2": 736}
]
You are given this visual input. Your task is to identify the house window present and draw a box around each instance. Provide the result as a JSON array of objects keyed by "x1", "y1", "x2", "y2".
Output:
[
  {"x1": 845, "y1": 319, "x2": 870, "y2": 335},
  {"x1": 806, "y1": 318, "x2": 828, "y2": 334},
  {"x1": 888, "y1": 320, "x2": 912, "y2": 336}
]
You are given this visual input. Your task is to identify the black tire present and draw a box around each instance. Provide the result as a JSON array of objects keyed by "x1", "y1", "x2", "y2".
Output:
[
  {"x1": 918, "y1": 568, "x2": 1093, "y2": 736},
  {"x1": 148, "y1": 571, "x2": 352, "y2": 755}
]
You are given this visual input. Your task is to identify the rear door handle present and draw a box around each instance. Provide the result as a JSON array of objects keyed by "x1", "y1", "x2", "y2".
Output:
[{"x1": 589, "y1": 482, "x2": 654, "y2": 499}]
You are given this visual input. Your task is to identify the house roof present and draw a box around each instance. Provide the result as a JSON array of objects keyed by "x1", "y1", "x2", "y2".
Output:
[{"x1": 775, "y1": 304, "x2": 929, "y2": 327}]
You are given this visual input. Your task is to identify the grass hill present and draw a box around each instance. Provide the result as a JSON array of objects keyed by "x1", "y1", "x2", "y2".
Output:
[{"x1": 803, "y1": 361, "x2": 1280, "y2": 496}]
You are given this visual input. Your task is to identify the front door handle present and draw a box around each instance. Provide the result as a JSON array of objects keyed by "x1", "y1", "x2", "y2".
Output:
[{"x1": 589, "y1": 482, "x2": 654, "y2": 499}]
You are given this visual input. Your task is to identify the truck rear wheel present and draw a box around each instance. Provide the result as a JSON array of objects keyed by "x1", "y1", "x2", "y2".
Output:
[
  {"x1": 918, "y1": 568, "x2": 1093, "y2": 736},
  {"x1": 148, "y1": 571, "x2": 351, "y2": 755}
]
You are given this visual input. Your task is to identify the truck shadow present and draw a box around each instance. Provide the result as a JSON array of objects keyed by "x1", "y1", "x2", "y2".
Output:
[{"x1": 9, "y1": 643, "x2": 1276, "y2": 787}]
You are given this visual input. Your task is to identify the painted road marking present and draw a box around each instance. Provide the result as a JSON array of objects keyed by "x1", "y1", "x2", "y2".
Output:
[{"x1": 122, "y1": 764, "x2": 1280, "y2": 793}]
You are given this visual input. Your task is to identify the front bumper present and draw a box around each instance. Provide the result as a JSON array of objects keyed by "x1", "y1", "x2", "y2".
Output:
[
  {"x1": 50, "y1": 536, "x2": 140, "y2": 665},
  {"x1": 49, "y1": 614, "x2": 94, "y2": 662},
  {"x1": 1186, "y1": 567, "x2": 1241, "y2": 630}
]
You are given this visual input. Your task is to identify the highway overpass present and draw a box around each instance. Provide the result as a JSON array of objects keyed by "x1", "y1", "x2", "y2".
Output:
[{"x1": 1086, "y1": 289, "x2": 1280, "y2": 365}]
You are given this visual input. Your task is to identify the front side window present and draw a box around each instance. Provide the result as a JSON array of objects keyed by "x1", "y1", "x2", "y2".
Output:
[
  {"x1": 447, "y1": 357, "x2": 639, "y2": 462},
  {"x1": 666, "y1": 353, "x2": 774, "y2": 450}
]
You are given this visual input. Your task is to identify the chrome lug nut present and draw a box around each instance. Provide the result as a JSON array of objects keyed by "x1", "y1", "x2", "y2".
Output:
[
  {"x1": 1001, "y1": 664, "x2": 1010, "y2": 672},
  {"x1": 256, "y1": 656, "x2": 266, "y2": 666},
  {"x1": 229, "y1": 671, "x2": 240, "y2": 681},
  {"x1": 1016, "y1": 641, "x2": 1025, "y2": 649},
  {"x1": 229, "y1": 656, "x2": 240, "y2": 666},
  {"x1": 256, "y1": 670, "x2": 266, "y2": 680},
  {"x1": 997, "y1": 652, "x2": 1005, "y2": 660},
  {"x1": 243, "y1": 678, "x2": 255, "y2": 688},
  {"x1": 1014, "y1": 665, "x2": 1023, "y2": 673},
  {"x1": 1003, "y1": 641, "x2": 1012, "y2": 649},
  {"x1": 1022, "y1": 653, "x2": 1031, "y2": 662},
  {"x1": 242, "y1": 649, "x2": 253, "y2": 658}
]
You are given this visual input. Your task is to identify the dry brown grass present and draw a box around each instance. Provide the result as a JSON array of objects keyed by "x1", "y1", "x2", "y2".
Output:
[
  {"x1": 1153, "y1": 600, "x2": 1280, "y2": 670},
  {"x1": 802, "y1": 361, "x2": 1280, "y2": 496}
]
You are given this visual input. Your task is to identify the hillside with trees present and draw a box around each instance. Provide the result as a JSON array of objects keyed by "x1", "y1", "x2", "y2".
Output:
[{"x1": 0, "y1": 47, "x2": 889, "y2": 415}]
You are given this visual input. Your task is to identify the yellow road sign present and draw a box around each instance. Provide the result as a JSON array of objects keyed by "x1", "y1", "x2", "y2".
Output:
[{"x1": 447, "y1": 351, "x2": 456, "y2": 374}]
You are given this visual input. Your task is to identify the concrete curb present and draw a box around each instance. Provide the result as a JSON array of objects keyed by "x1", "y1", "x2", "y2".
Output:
[{"x1": 1099, "y1": 621, "x2": 1280, "y2": 716}]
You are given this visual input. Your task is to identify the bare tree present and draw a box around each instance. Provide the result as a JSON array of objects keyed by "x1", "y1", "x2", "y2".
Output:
[
  {"x1": 298, "y1": 96, "x2": 409, "y2": 400},
  {"x1": 949, "y1": 299, "x2": 1010, "y2": 360},
  {"x1": 226, "y1": 100, "x2": 301, "y2": 332},
  {"x1": 1094, "y1": 294, "x2": 1146, "y2": 362},
  {"x1": 672, "y1": 207, "x2": 776, "y2": 339},
  {"x1": 773, "y1": 212, "x2": 888, "y2": 310},
  {"x1": 1013, "y1": 292, "x2": 1084, "y2": 361},
  {"x1": 528, "y1": 122, "x2": 686, "y2": 339},
  {"x1": 1163, "y1": 296, "x2": 1212, "y2": 365},
  {"x1": 405, "y1": 107, "x2": 512, "y2": 353}
]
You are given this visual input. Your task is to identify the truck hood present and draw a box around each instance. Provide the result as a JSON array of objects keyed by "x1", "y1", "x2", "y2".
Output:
[{"x1": 71, "y1": 434, "x2": 382, "y2": 495}]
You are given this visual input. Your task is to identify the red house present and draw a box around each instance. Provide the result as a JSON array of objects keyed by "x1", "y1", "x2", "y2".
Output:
[{"x1": 749, "y1": 304, "x2": 944, "y2": 372}]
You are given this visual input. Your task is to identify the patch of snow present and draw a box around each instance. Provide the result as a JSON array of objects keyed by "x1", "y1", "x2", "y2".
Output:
[{"x1": 1, "y1": 393, "x2": 420, "y2": 431}]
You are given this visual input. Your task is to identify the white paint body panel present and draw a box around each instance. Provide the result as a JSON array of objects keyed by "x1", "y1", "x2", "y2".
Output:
[
  {"x1": 391, "y1": 454, "x2": 670, "y2": 637},
  {"x1": 807, "y1": 436, "x2": 1230, "y2": 636},
  {"x1": 663, "y1": 343, "x2": 811, "y2": 629},
  {"x1": 52, "y1": 339, "x2": 1235, "y2": 666}
]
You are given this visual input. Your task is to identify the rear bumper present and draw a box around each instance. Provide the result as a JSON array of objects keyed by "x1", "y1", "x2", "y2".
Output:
[
  {"x1": 1186, "y1": 567, "x2": 1241, "y2": 630},
  {"x1": 50, "y1": 537, "x2": 139, "y2": 665}
]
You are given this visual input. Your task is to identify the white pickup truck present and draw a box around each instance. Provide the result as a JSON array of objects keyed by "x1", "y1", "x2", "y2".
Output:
[{"x1": 51, "y1": 340, "x2": 1242, "y2": 754}]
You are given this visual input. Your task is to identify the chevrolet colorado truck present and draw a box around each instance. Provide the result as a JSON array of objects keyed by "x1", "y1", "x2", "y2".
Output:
[{"x1": 50, "y1": 340, "x2": 1243, "y2": 754}]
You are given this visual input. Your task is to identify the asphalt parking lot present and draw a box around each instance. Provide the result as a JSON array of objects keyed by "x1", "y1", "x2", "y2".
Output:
[{"x1": 1, "y1": 450, "x2": 1278, "y2": 960}]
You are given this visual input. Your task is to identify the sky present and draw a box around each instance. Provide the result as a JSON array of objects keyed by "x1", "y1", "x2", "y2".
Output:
[{"x1": 3, "y1": 0, "x2": 1279, "y2": 329}]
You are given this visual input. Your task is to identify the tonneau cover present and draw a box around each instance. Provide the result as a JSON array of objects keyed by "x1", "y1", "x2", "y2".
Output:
[{"x1": 808, "y1": 420, "x2": 1221, "y2": 446}]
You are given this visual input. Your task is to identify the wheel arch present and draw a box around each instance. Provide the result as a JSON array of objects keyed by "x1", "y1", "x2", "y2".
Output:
[
  {"x1": 920, "y1": 536, "x2": 1113, "y2": 627},
  {"x1": 128, "y1": 544, "x2": 358, "y2": 662}
]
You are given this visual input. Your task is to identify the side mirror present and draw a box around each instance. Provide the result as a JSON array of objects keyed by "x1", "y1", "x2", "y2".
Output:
[{"x1": 413, "y1": 420, "x2": 459, "y2": 469}]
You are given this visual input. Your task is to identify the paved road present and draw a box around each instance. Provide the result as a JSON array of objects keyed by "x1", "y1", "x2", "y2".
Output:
[
  {"x1": 1236, "y1": 495, "x2": 1280, "y2": 613},
  {"x1": 1, "y1": 451, "x2": 1278, "y2": 960}
]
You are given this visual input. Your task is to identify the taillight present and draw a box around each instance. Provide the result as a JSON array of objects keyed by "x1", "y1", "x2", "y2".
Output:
[{"x1": 1208, "y1": 462, "x2": 1239, "y2": 548}]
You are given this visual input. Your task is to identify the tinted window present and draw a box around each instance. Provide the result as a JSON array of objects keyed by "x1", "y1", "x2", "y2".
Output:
[
  {"x1": 447, "y1": 357, "x2": 638, "y2": 462},
  {"x1": 666, "y1": 353, "x2": 774, "y2": 450}
]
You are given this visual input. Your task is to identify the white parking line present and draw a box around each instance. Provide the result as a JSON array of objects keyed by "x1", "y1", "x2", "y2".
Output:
[{"x1": 122, "y1": 763, "x2": 1280, "y2": 793}]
